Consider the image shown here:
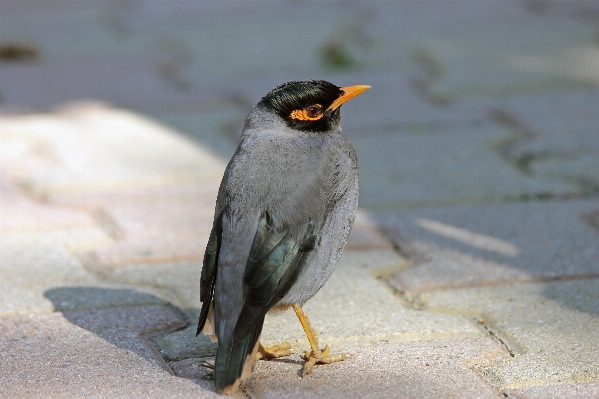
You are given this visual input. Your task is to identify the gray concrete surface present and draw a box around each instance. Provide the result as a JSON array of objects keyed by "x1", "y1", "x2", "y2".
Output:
[
  {"x1": 1, "y1": 1, "x2": 598, "y2": 398},
  {"x1": 375, "y1": 200, "x2": 599, "y2": 294}
]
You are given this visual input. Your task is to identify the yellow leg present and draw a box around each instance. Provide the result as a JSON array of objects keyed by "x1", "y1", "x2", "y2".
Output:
[
  {"x1": 292, "y1": 304, "x2": 347, "y2": 376},
  {"x1": 256, "y1": 342, "x2": 292, "y2": 361}
]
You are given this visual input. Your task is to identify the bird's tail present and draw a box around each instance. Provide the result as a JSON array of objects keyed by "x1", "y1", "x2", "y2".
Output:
[{"x1": 214, "y1": 319, "x2": 264, "y2": 395}]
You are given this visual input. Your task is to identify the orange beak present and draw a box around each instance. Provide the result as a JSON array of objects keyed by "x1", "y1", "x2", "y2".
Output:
[{"x1": 327, "y1": 85, "x2": 371, "y2": 111}]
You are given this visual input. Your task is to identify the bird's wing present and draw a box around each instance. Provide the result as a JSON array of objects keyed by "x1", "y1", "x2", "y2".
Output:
[
  {"x1": 196, "y1": 208, "x2": 225, "y2": 336},
  {"x1": 232, "y1": 212, "x2": 319, "y2": 340},
  {"x1": 210, "y1": 211, "x2": 319, "y2": 392}
]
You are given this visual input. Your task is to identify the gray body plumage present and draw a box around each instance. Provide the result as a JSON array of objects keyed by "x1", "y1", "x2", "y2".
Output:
[
  {"x1": 214, "y1": 105, "x2": 358, "y2": 343},
  {"x1": 197, "y1": 81, "x2": 363, "y2": 394}
]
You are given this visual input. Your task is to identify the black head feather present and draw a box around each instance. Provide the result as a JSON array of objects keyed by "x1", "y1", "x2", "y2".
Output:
[{"x1": 259, "y1": 80, "x2": 344, "y2": 133}]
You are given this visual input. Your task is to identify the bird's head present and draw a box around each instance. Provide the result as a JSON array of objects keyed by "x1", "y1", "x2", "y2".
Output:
[{"x1": 258, "y1": 80, "x2": 370, "y2": 133}]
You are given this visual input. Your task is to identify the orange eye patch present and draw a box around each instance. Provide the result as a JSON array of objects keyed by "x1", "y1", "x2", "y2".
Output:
[{"x1": 290, "y1": 104, "x2": 323, "y2": 121}]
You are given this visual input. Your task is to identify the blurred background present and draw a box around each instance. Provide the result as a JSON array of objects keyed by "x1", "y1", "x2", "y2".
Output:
[{"x1": 2, "y1": 1, "x2": 599, "y2": 208}]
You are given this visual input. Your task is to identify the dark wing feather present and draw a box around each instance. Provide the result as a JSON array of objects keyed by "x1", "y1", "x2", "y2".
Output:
[
  {"x1": 196, "y1": 211, "x2": 224, "y2": 336},
  {"x1": 214, "y1": 316, "x2": 264, "y2": 393},
  {"x1": 233, "y1": 213, "x2": 318, "y2": 341}
]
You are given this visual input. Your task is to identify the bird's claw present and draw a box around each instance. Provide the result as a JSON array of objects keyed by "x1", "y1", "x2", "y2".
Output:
[
  {"x1": 198, "y1": 359, "x2": 215, "y2": 370},
  {"x1": 257, "y1": 342, "x2": 293, "y2": 361},
  {"x1": 197, "y1": 358, "x2": 215, "y2": 381},
  {"x1": 301, "y1": 345, "x2": 347, "y2": 376}
]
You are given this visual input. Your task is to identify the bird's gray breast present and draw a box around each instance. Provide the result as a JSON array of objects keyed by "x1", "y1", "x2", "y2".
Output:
[{"x1": 229, "y1": 132, "x2": 335, "y2": 230}]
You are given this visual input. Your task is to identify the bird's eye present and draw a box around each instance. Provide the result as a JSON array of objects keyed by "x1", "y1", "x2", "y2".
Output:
[
  {"x1": 290, "y1": 104, "x2": 323, "y2": 121},
  {"x1": 305, "y1": 105, "x2": 322, "y2": 118}
]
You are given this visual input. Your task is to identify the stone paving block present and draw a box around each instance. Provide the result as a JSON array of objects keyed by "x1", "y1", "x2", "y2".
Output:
[
  {"x1": 0, "y1": 227, "x2": 175, "y2": 316},
  {"x1": 374, "y1": 200, "x2": 599, "y2": 295},
  {"x1": 2, "y1": 107, "x2": 226, "y2": 197},
  {"x1": 169, "y1": 357, "x2": 220, "y2": 394},
  {"x1": 0, "y1": 229, "x2": 111, "y2": 316},
  {"x1": 151, "y1": 324, "x2": 217, "y2": 363},
  {"x1": 85, "y1": 206, "x2": 400, "y2": 361},
  {"x1": 0, "y1": 179, "x2": 95, "y2": 232},
  {"x1": 0, "y1": 306, "x2": 217, "y2": 398},
  {"x1": 345, "y1": 225, "x2": 393, "y2": 251},
  {"x1": 352, "y1": 125, "x2": 576, "y2": 208},
  {"x1": 261, "y1": 249, "x2": 481, "y2": 349},
  {"x1": 505, "y1": 382, "x2": 599, "y2": 399},
  {"x1": 421, "y1": 279, "x2": 599, "y2": 390},
  {"x1": 532, "y1": 154, "x2": 599, "y2": 189},
  {"x1": 491, "y1": 90, "x2": 599, "y2": 188},
  {"x1": 174, "y1": 337, "x2": 506, "y2": 399},
  {"x1": 494, "y1": 90, "x2": 599, "y2": 156},
  {"x1": 51, "y1": 182, "x2": 219, "y2": 266}
]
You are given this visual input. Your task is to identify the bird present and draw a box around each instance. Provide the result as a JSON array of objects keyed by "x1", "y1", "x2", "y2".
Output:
[{"x1": 196, "y1": 80, "x2": 370, "y2": 395}]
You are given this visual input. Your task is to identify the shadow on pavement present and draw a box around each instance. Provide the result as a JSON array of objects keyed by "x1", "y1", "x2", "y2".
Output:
[
  {"x1": 540, "y1": 279, "x2": 599, "y2": 315},
  {"x1": 43, "y1": 287, "x2": 186, "y2": 365},
  {"x1": 367, "y1": 202, "x2": 599, "y2": 315},
  {"x1": 44, "y1": 286, "x2": 167, "y2": 312},
  {"x1": 44, "y1": 287, "x2": 219, "y2": 369}
]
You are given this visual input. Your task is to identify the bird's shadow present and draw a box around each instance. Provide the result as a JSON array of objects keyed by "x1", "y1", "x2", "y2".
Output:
[
  {"x1": 43, "y1": 286, "x2": 307, "y2": 390},
  {"x1": 43, "y1": 286, "x2": 187, "y2": 367}
]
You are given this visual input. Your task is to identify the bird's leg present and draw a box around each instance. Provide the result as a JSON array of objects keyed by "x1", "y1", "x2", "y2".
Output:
[
  {"x1": 292, "y1": 304, "x2": 347, "y2": 376},
  {"x1": 256, "y1": 342, "x2": 292, "y2": 361}
]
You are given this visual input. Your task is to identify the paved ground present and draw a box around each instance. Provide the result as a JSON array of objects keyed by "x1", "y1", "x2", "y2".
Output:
[{"x1": 1, "y1": 1, "x2": 598, "y2": 398}]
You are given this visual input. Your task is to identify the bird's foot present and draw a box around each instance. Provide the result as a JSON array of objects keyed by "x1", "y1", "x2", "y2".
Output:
[
  {"x1": 256, "y1": 342, "x2": 293, "y2": 361},
  {"x1": 301, "y1": 345, "x2": 347, "y2": 376},
  {"x1": 198, "y1": 358, "x2": 215, "y2": 370},
  {"x1": 197, "y1": 358, "x2": 215, "y2": 381}
]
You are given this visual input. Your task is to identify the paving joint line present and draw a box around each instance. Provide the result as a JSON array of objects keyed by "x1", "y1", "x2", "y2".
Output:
[
  {"x1": 491, "y1": 108, "x2": 599, "y2": 196},
  {"x1": 239, "y1": 383, "x2": 254, "y2": 399},
  {"x1": 376, "y1": 225, "x2": 429, "y2": 265},
  {"x1": 318, "y1": 9, "x2": 373, "y2": 70},
  {"x1": 410, "y1": 47, "x2": 453, "y2": 106},
  {"x1": 396, "y1": 274, "x2": 599, "y2": 297},
  {"x1": 15, "y1": 178, "x2": 128, "y2": 243},
  {"x1": 90, "y1": 207, "x2": 124, "y2": 240},
  {"x1": 472, "y1": 316, "x2": 517, "y2": 359},
  {"x1": 376, "y1": 276, "x2": 426, "y2": 311},
  {"x1": 583, "y1": 209, "x2": 599, "y2": 234},
  {"x1": 489, "y1": 109, "x2": 538, "y2": 174}
]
